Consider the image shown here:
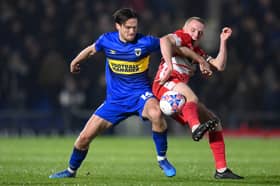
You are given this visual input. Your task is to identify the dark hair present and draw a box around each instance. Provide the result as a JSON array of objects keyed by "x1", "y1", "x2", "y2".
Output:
[{"x1": 113, "y1": 8, "x2": 139, "y2": 25}]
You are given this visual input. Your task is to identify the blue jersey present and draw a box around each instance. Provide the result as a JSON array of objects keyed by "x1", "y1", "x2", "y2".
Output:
[{"x1": 94, "y1": 32, "x2": 160, "y2": 103}]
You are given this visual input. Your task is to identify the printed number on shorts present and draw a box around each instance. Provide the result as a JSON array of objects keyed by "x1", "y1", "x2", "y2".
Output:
[{"x1": 141, "y1": 92, "x2": 153, "y2": 100}]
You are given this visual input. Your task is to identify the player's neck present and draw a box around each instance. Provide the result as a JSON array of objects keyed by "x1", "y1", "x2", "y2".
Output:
[
  {"x1": 119, "y1": 36, "x2": 128, "y2": 43},
  {"x1": 192, "y1": 40, "x2": 199, "y2": 46}
]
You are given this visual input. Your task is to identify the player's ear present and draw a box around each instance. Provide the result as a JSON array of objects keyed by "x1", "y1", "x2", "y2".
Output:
[{"x1": 115, "y1": 23, "x2": 121, "y2": 30}]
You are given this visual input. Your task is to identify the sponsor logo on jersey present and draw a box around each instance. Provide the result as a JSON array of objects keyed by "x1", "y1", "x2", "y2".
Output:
[
  {"x1": 108, "y1": 56, "x2": 150, "y2": 74},
  {"x1": 110, "y1": 50, "x2": 116, "y2": 54}
]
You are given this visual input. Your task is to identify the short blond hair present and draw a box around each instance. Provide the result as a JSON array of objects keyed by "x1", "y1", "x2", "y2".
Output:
[{"x1": 184, "y1": 17, "x2": 205, "y2": 26}]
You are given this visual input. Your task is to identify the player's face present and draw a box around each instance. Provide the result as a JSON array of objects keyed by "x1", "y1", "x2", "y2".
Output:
[
  {"x1": 184, "y1": 20, "x2": 204, "y2": 41},
  {"x1": 116, "y1": 18, "x2": 138, "y2": 42}
]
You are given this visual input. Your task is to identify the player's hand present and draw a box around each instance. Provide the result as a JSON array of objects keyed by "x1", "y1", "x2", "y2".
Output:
[
  {"x1": 156, "y1": 66, "x2": 172, "y2": 85},
  {"x1": 70, "y1": 62, "x2": 81, "y2": 74},
  {"x1": 220, "y1": 27, "x2": 232, "y2": 41},
  {"x1": 199, "y1": 61, "x2": 212, "y2": 77}
]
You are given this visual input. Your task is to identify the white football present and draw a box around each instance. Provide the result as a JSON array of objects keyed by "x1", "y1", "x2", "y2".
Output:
[{"x1": 159, "y1": 90, "x2": 186, "y2": 116}]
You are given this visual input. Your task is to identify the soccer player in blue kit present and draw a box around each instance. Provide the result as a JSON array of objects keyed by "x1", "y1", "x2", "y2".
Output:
[{"x1": 49, "y1": 8, "x2": 176, "y2": 178}]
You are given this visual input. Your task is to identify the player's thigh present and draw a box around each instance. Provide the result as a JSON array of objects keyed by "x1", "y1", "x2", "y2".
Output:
[
  {"x1": 173, "y1": 82, "x2": 198, "y2": 102},
  {"x1": 142, "y1": 97, "x2": 162, "y2": 120},
  {"x1": 80, "y1": 114, "x2": 113, "y2": 139},
  {"x1": 142, "y1": 97, "x2": 167, "y2": 131}
]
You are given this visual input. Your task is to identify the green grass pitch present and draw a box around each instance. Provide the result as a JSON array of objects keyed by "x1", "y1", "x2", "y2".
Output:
[{"x1": 0, "y1": 136, "x2": 279, "y2": 186}]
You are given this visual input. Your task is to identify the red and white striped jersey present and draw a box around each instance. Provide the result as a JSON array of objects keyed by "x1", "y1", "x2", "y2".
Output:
[{"x1": 155, "y1": 29, "x2": 212, "y2": 83}]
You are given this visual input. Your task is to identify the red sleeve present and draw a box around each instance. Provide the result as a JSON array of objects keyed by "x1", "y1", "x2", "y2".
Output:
[
  {"x1": 194, "y1": 47, "x2": 213, "y2": 62},
  {"x1": 194, "y1": 47, "x2": 206, "y2": 56},
  {"x1": 174, "y1": 29, "x2": 192, "y2": 46}
]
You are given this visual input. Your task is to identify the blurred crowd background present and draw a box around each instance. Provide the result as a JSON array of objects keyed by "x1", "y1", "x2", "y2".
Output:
[{"x1": 0, "y1": 0, "x2": 279, "y2": 135}]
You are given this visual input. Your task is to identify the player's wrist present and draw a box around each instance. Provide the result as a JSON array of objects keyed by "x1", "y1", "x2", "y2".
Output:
[{"x1": 197, "y1": 56, "x2": 207, "y2": 65}]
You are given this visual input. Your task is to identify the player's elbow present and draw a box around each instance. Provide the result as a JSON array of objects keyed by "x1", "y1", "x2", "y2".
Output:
[
  {"x1": 211, "y1": 62, "x2": 226, "y2": 71},
  {"x1": 216, "y1": 64, "x2": 226, "y2": 71},
  {"x1": 210, "y1": 58, "x2": 227, "y2": 71}
]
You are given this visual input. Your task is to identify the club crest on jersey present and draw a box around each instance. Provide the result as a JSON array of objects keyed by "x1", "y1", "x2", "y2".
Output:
[{"x1": 134, "y1": 48, "x2": 141, "y2": 56}]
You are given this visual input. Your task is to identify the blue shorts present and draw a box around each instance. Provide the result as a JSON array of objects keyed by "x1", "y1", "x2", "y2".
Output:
[{"x1": 94, "y1": 91, "x2": 154, "y2": 125}]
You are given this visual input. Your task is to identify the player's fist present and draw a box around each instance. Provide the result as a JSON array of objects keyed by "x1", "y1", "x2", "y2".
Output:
[
  {"x1": 199, "y1": 61, "x2": 212, "y2": 77},
  {"x1": 70, "y1": 62, "x2": 81, "y2": 74},
  {"x1": 220, "y1": 27, "x2": 232, "y2": 41}
]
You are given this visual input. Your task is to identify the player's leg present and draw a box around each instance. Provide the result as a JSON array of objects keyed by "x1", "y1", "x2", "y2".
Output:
[
  {"x1": 173, "y1": 82, "x2": 199, "y2": 127},
  {"x1": 49, "y1": 114, "x2": 112, "y2": 178},
  {"x1": 173, "y1": 82, "x2": 217, "y2": 141},
  {"x1": 198, "y1": 103, "x2": 243, "y2": 179},
  {"x1": 142, "y1": 97, "x2": 176, "y2": 177},
  {"x1": 198, "y1": 103, "x2": 226, "y2": 170}
]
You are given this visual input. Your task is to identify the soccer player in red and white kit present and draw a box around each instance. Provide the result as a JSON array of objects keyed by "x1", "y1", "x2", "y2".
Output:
[{"x1": 153, "y1": 17, "x2": 244, "y2": 179}]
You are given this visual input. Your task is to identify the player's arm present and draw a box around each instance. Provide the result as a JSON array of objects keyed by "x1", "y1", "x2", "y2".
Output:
[
  {"x1": 70, "y1": 44, "x2": 97, "y2": 73},
  {"x1": 160, "y1": 34, "x2": 212, "y2": 82},
  {"x1": 158, "y1": 34, "x2": 174, "y2": 84},
  {"x1": 208, "y1": 27, "x2": 232, "y2": 71},
  {"x1": 174, "y1": 46, "x2": 203, "y2": 63},
  {"x1": 174, "y1": 46, "x2": 212, "y2": 76}
]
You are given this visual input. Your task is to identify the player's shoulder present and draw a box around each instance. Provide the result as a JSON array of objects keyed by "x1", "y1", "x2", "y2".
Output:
[
  {"x1": 95, "y1": 32, "x2": 118, "y2": 47},
  {"x1": 174, "y1": 29, "x2": 191, "y2": 38},
  {"x1": 137, "y1": 33, "x2": 158, "y2": 40},
  {"x1": 174, "y1": 29, "x2": 184, "y2": 34},
  {"x1": 136, "y1": 33, "x2": 159, "y2": 44},
  {"x1": 100, "y1": 31, "x2": 118, "y2": 40}
]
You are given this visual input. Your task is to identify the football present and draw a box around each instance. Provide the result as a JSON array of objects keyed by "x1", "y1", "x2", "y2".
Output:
[{"x1": 159, "y1": 90, "x2": 186, "y2": 116}]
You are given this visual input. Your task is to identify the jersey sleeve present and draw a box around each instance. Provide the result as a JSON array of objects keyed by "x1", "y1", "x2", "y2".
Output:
[
  {"x1": 146, "y1": 35, "x2": 160, "y2": 52},
  {"x1": 94, "y1": 34, "x2": 105, "y2": 52},
  {"x1": 194, "y1": 47, "x2": 213, "y2": 62},
  {"x1": 172, "y1": 30, "x2": 192, "y2": 47}
]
